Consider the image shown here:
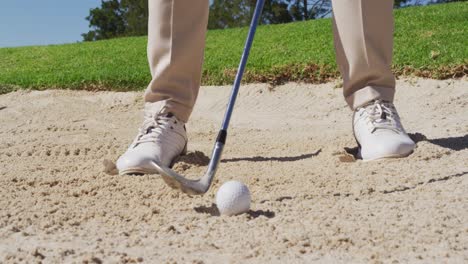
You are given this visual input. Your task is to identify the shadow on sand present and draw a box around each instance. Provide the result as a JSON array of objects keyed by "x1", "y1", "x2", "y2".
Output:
[
  {"x1": 221, "y1": 149, "x2": 321, "y2": 163},
  {"x1": 194, "y1": 203, "x2": 275, "y2": 218},
  {"x1": 409, "y1": 133, "x2": 468, "y2": 151}
]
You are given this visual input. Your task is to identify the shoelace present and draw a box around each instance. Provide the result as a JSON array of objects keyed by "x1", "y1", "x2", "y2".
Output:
[
  {"x1": 360, "y1": 100, "x2": 402, "y2": 133},
  {"x1": 134, "y1": 113, "x2": 174, "y2": 145}
]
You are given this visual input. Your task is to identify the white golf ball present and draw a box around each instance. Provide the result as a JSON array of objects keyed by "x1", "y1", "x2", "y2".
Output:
[{"x1": 216, "y1": 180, "x2": 251, "y2": 216}]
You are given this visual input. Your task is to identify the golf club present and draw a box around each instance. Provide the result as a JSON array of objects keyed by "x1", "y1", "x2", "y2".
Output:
[{"x1": 150, "y1": 0, "x2": 265, "y2": 195}]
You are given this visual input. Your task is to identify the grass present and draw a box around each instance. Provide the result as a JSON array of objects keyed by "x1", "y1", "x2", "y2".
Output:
[{"x1": 0, "y1": 2, "x2": 466, "y2": 94}]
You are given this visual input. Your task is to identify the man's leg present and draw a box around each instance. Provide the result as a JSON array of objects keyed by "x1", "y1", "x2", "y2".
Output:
[
  {"x1": 331, "y1": 0, "x2": 395, "y2": 108},
  {"x1": 117, "y1": 0, "x2": 209, "y2": 175},
  {"x1": 331, "y1": 0, "x2": 415, "y2": 160},
  {"x1": 145, "y1": 0, "x2": 209, "y2": 123}
]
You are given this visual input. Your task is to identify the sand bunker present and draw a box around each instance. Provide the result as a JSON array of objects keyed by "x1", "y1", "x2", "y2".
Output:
[{"x1": 0, "y1": 78, "x2": 467, "y2": 263}]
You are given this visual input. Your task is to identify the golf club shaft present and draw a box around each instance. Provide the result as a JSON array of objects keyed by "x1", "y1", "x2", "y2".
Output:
[
  {"x1": 221, "y1": 0, "x2": 265, "y2": 132},
  {"x1": 202, "y1": 0, "x2": 265, "y2": 191}
]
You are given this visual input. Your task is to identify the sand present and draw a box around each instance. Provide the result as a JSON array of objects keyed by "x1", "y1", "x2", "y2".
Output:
[{"x1": 0, "y1": 78, "x2": 467, "y2": 263}]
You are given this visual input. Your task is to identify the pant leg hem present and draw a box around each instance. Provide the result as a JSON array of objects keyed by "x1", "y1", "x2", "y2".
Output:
[
  {"x1": 144, "y1": 99, "x2": 192, "y2": 123},
  {"x1": 346, "y1": 85, "x2": 395, "y2": 110}
]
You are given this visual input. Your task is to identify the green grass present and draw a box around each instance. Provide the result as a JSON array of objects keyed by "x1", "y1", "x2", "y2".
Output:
[{"x1": 0, "y1": 3, "x2": 466, "y2": 94}]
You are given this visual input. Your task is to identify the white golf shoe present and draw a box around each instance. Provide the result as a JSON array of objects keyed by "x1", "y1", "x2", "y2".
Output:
[
  {"x1": 116, "y1": 104, "x2": 187, "y2": 175},
  {"x1": 353, "y1": 100, "x2": 415, "y2": 160}
]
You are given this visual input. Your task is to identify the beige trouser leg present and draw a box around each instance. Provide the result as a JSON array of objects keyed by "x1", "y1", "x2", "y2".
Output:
[
  {"x1": 331, "y1": 0, "x2": 396, "y2": 109},
  {"x1": 144, "y1": 0, "x2": 209, "y2": 122}
]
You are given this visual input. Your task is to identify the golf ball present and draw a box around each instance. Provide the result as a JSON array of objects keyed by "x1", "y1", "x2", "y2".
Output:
[{"x1": 216, "y1": 180, "x2": 251, "y2": 216}]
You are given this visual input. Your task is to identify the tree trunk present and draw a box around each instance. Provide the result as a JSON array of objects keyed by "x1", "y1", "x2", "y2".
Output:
[{"x1": 303, "y1": 0, "x2": 308, "y2": 20}]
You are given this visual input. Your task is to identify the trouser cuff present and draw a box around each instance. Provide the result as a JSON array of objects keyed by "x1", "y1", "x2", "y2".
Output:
[
  {"x1": 346, "y1": 86, "x2": 395, "y2": 110},
  {"x1": 144, "y1": 100, "x2": 192, "y2": 123}
]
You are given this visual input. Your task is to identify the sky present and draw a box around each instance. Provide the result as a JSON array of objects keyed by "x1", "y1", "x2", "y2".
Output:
[{"x1": 0, "y1": 0, "x2": 101, "y2": 48}]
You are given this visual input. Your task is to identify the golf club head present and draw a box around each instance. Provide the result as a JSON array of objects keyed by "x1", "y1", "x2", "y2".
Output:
[
  {"x1": 151, "y1": 162, "x2": 210, "y2": 195},
  {"x1": 151, "y1": 142, "x2": 224, "y2": 195}
]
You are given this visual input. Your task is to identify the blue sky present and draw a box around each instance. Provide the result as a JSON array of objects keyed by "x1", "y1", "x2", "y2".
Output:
[{"x1": 0, "y1": 0, "x2": 101, "y2": 48}]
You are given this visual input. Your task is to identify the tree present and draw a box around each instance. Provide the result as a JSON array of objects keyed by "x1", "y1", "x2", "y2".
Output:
[
  {"x1": 82, "y1": 0, "x2": 147, "y2": 41},
  {"x1": 284, "y1": 0, "x2": 332, "y2": 21},
  {"x1": 82, "y1": 0, "x2": 125, "y2": 41},
  {"x1": 121, "y1": 0, "x2": 148, "y2": 36},
  {"x1": 263, "y1": 0, "x2": 294, "y2": 24},
  {"x1": 208, "y1": 0, "x2": 250, "y2": 29},
  {"x1": 208, "y1": 0, "x2": 295, "y2": 29}
]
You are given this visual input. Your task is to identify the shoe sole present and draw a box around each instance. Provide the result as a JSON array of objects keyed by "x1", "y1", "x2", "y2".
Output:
[
  {"x1": 360, "y1": 150, "x2": 414, "y2": 162},
  {"x1": 118, "y1": 143, "x2": 188, "y2": 176}
]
